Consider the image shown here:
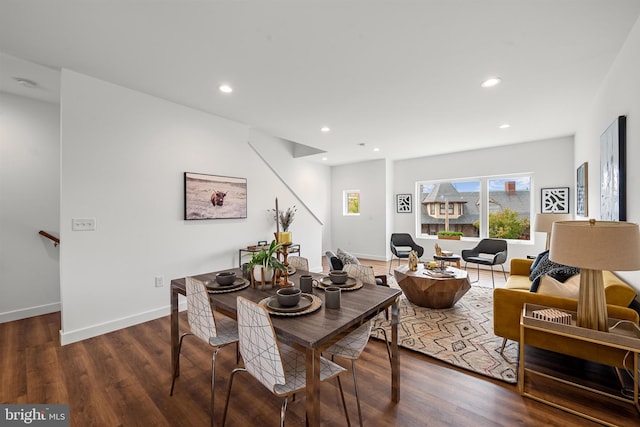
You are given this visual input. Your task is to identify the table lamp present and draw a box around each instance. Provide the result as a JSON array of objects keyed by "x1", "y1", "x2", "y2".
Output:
[
  {"x1": 549, "y1": 219, "x2": 640, "y2": 331},
  {"x1": 534, "y1": 213, "x2": 572, "y2": 250}
]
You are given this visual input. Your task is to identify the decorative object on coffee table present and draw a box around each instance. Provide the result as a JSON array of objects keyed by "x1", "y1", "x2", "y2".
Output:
[{"x1": 549, "y1": 219, "x2": 640, "y2": 331}]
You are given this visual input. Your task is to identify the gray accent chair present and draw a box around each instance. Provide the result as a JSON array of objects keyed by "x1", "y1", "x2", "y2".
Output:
[{"x1": 461, "y1": 238, "x2": 508, "y2": 288}]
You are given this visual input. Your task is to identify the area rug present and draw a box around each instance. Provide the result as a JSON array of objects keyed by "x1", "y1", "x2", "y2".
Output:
[{"x1": 371, "y1": 280, "x2": 519, "y2": 383}]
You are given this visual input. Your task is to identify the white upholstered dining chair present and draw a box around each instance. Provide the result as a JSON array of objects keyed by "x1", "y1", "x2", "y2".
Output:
[
  {"x1": 222, "y1": 296, "x2": 350, "y2": 427},
  {"x1": 326, "y1": 263, "x2": 393, "y2": 427},
  {"x1": 170, "y1": 277, "x2": 239, "y2": 427},
  {"x1": 287, "y1": 255, "x2": 309, "y2": 271}
]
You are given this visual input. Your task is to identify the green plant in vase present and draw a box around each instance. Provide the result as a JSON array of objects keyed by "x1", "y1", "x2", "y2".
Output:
[{"x1": 247, "y1": 240, "x2": 286, "y2": 282}]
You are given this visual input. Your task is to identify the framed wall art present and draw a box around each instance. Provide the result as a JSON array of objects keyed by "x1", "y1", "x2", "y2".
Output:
[
  {"x1": 576, "y1": 162, "x2": 588, "y2": 217},
  {"x1": 396, "y1": 194, "x2": 412, "y2": 213},
  {"x1": 184, "y1": 172, "x2": 247, "y2": 220},
  {"x1": 541, "y1": 187, "x2": 569, "y2": 214},
  {"x1": 600, "y1": 115, "x2": 626, "y2": 221}
]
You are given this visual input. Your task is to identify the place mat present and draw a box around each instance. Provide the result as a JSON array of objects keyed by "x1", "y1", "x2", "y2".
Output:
[
  {"x1": 259, "y1": 293, "x2": 322, "y2": 317},
  {"x1": 205, "y1": 278, "x2": 250, "y2": 293},
  {"x1": 317, "y1": 277, "x2": 363, "y2": 291},
  {"x1": 266, "y1": 294, "x2": 313, "y2": 313}
]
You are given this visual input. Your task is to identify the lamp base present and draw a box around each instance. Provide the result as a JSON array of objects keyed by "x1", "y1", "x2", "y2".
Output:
[{"x1": 577, "y1": 269, "x2": 608, "y2": 332}]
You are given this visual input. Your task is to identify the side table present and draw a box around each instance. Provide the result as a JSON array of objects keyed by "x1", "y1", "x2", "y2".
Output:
[{"x1": 519, "y1": 303, "x2": 640, "y2": 425}]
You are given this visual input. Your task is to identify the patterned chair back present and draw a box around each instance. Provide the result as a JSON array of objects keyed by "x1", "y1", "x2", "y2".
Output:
[
  {"x1": 236, "y1": 297, "x2": 286, "y2": 391},
  {"x1": 185, "y1": 277, "x2": 219, "y2": 343},
  {"x1": 343, "y1": 264, "x2": 377, "y2": 286},
  {"x1": 287, "y1": 256, "x2": 309, "y2": 271}
]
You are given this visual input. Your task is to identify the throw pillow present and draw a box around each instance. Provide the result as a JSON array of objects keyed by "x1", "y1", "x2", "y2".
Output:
[
  {"x1": 529, "y1": 250, "x2": 549, "y2": 274},
  {"x1": 330, "y1": 256, "x2": 344, "y2": 270},
  {"x1": 336, "y1": 248, "x2": 361, "y2": 266},
  {"x1": 529, "y1": 252, "x2": 580, "y2": 292},
  {"x1": 537, "y1": 274, "x2": 581, "y2": 299}
]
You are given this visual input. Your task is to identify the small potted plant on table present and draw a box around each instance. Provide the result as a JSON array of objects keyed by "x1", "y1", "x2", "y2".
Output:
[{"x1": 247, "y1": 240, "x2": 286, "y2": 289}]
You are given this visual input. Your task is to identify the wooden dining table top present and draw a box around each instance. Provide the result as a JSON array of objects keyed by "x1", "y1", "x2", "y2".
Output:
[{"x1": 171, "y1": 268, "x2": 401, "y2": 350}]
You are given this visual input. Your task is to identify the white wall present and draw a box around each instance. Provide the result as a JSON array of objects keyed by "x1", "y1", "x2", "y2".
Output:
[
  {"x1": 575, "y1": 15, "x2": 640, "y2": 292},
  {"x1": 0, "y1": 93, "x2": 60, "y2": 322},
  {"x1": 58, "y1": 70, "x2": 328, "y2": 343},
  {"x1": 247, "y1": 130, "x2": 330, "y2": 271},
  {"x1": 330, "y1": 159, "x2": 388, "y2": 260},
  {"x1": 392, "y1": 136, "x2": 575, "y2": 265}
]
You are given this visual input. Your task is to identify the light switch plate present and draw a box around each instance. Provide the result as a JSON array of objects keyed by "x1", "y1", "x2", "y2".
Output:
[{"x1": 72, "y1": 218, "x2": 96, "y2": 231}]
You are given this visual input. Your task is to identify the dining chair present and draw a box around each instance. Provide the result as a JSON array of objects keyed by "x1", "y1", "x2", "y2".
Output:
[
  {"x1": 222, "y1": 296, "x2": 350, "y2": 427},
  {"x1": 389, "y1": 233, "x2": 424, "y2": 273},
  {"x1": 329, "y1": 264, "x2": 393, "y2": 426},
  {"x1": 287, "y1": 255, "x2": 309, "y2": 271},
  {"x1": 170, "y1": 277, "x2": 239, "y2": 427},
  {"x1": 343, "y1": 263, "x2": 391, "y2": 319}
]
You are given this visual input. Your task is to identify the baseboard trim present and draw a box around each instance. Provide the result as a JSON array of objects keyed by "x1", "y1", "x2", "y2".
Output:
[
  {"x1": 59, "y1": 299, "x2": 188, "y2": 345},
  {"x1": 0, "y1": 302, "x2": 61, "y2": 324}
]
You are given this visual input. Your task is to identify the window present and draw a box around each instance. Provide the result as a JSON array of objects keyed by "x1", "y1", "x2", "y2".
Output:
[
  {"x1": 487, "y1": 177, "x2": 531, "y2": 240},
  {"x1": 344, "y1": 190, "x2": 360, "y2": 215},
  {"x1": 417, "y1": 174, "x2": 532, "y2": 241}
]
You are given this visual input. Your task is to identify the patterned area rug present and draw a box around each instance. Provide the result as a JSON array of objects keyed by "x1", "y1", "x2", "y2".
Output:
[{"x1": 371, "y1": 280, "x2": 519, "y2": 383}]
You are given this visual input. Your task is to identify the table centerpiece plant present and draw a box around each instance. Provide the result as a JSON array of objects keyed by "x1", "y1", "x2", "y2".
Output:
[{"x1": 247, "y1": 239, "x2": 286, "y2": 283}]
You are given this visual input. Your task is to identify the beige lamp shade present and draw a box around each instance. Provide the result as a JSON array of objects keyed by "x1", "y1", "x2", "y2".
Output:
[
  {"x1": 534, "y1": 213, "x2": 573, "y2": 233},
  {"x1": 549, "y1": 220, "x2": 640, "y2": 331},
  {"x1": 535, "y1": 213, "x2": 572, "y2": 250},
  {"x1": 549, "y1": 220, "x2": 640, "y2": 270}
]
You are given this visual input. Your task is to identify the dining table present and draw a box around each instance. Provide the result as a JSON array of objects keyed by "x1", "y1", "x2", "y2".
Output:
[{"x1": 170, "y1": 267, "x2": 401, "y2": 427}]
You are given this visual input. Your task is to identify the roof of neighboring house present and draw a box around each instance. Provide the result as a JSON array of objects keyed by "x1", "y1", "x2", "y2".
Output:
[{"x1": 420, "y1": 190, "x2": 531, "y2": 225}]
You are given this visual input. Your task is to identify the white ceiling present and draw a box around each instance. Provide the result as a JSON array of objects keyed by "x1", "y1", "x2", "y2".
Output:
[{"x1": 1, "y1": 0, "x2": 639, "y2": 165}]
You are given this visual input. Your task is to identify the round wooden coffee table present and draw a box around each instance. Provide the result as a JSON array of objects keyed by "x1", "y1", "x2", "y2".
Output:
[{"x1": 394, "y1": 264, "x2": 471, "y2": 309}]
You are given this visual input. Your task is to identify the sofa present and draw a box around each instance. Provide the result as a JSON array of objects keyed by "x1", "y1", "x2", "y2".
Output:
[{"x1": 494, "y1": 258, "x2": 639, "y2": 367}]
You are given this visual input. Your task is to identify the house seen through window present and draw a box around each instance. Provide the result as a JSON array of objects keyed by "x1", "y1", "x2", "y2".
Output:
[{"x1": 417, "y1": 175, "x2": 531, "y2": 241}]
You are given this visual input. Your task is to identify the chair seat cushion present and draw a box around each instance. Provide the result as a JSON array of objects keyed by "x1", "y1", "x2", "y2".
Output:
[{"x1": 465, "y1": 256, "x2": 494, "y2": 265}]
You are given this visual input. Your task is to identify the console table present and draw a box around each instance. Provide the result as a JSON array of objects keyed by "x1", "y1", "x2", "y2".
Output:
[
  {"x1": 238, "y1": 244, "x2": 300, "y2": 267},
  {"x1": 519, "y1": 303, "x2": 640, "y2": 425}
]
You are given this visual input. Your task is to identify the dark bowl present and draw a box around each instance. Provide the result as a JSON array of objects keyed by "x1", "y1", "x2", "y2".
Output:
[
  {"x1": 329, "y1": 270, "x2": 348, "y2": 284},
  {"x1": 276, "y1": 287, "x2": 302, "y2": 307},
  {"x1": 215, "y1": 271, "x2": 236, "y2": 286}
]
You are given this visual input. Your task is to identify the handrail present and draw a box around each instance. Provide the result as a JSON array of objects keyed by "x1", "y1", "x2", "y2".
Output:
[{"x1": 39, "y1": 230, "x2": 60, "y2": 247}]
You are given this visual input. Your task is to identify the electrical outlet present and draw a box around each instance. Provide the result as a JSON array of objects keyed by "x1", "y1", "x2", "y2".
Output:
[
  {"x1": 155, "y1": 276, "x2": 164, "y2": 288},
  {"x1": 72, "y1": 218, "x2": 96, "y2": 231}
]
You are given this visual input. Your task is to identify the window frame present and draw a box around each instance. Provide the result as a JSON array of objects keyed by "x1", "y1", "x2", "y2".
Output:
[{"x1": 415, "y1": 173, "x2": 533, "y2": 242}]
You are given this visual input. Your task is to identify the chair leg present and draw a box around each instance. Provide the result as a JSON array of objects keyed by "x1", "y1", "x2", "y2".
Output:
[
  {"x1": 170, "y1": 333, "x2": 192, "y2": 396},
  {"x1": 280, "y1": 397, "x2": 288, "y2": 427},
  {"x1": 351, "y1": 359, "x2": 364, "y2": 427},
  {"x1": 500, "y1": 264, "x2": 507, "y2": 281},
  {"x1": 222, "y1": 367, "x2": 246, "y2": 426},
  {"x1": 373, "y1": 326, "x2": 392, "y2": 368},
  {"x1": 500, "y1": 338, "x2": 508, "y2": 354},
  {"x1": 211, "y1": 345, "x2": 226, "y2": 427},
  {"x1": 490, "y1": 266, "x2": 495, "y2": 288},
  {"x1": 336, "y1": 375, "x2": 352, "y2": 427}
]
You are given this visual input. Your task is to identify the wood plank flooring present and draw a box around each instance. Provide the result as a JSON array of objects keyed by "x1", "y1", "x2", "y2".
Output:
[{"x1": 1, "y1": 259, "x2": 639, "y2": 426}]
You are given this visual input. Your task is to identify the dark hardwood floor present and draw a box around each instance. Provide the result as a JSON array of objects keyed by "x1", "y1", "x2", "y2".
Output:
[{"x1": 1, "y1": 259, "x2": 639, "y2": 426}]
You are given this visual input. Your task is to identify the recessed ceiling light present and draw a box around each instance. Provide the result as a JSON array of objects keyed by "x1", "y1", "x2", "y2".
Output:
[
  {"x1": 481, "y1": 77, "x2": 502, "y2": 88},
  {"x1": 13, "y1": 77, "x2": 37, "y2": 88},
  {"x1": 219, "y1": 84, "x2": 233, "y2": 93},
  {"x1": 320, "y1": 126, "x2": 331, "y2": 133},
  {"x1": 373, "y1": 148, "x2": 380, "y2": 152},
  {"x1": 322, "y1": 157, "x2": 328, "y2": 161},
  {"x1": 499, "y1": 123, "x2": 510, "y2": 129}
]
